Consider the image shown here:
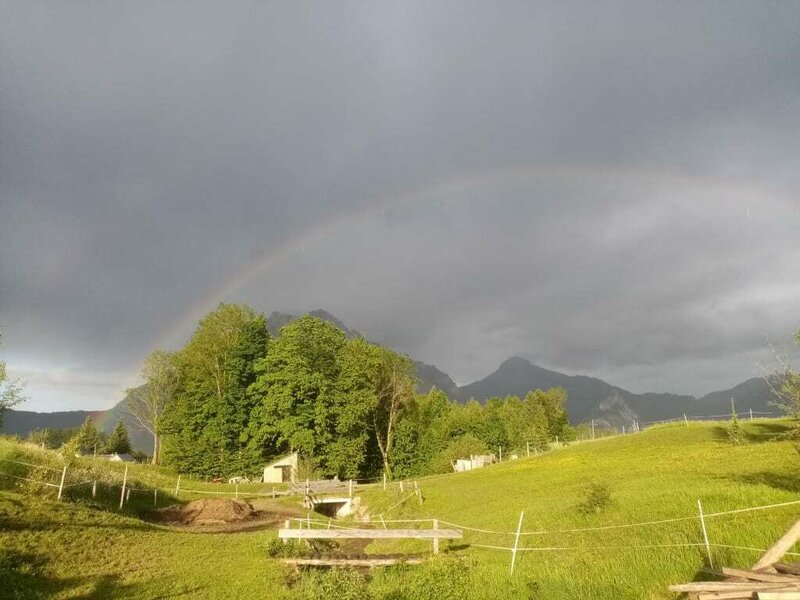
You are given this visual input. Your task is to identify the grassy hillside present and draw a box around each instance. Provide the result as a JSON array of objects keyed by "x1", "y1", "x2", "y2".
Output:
[{"x1": 2, "y1": 420, "x2": 800, "y2": 599}]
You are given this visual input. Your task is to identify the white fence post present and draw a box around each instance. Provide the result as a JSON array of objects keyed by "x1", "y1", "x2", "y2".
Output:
[
  {"x1": 92, "y1": 480, "x2": 97, "y2": 499},
  {"x1": 510, "y1": 511, "x2": 524, "y2": 576},
  {"x1": 750, "y1": 408, "x2": 754, "y2": 421},
  {"x1": 499, "y1": 446, "x2": 502, "y2": 462},
  {"x1": 154, "y1": 488, "x2": 158, "y2": 507},
  {"x1": 175, "y1": 475, "x2": 181, "y2": 499},
  {"x1": 57, "y1": 465, "x2": 67, "y2": 501},
  {"x1": 119, "y1": 465, "x2": 128, "y2": 510},
  {"x1": 526, "y1": 441, "x2": 530, "y2": 457},
  {"x1": 433, "y1": 519, "x2": 440, "y2": 555},
  {"x1": 591, "y1": 419, "x2": 595, "y2": 439},
  {"x1": 683, "y1": 413, "x2": 688, "y2": 425},
  {"x1": 349, "y1": 479, "x2": 353, "y2": 498},
  {"x1": 697, "y1": 498, "x2": 713, "y2": 568},
  {"x1": 383, "y1": 472, "x2": 387, "y2": 492}
]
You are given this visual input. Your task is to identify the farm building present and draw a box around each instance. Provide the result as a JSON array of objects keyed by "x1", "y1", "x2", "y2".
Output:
[
  {"x1": 451, "y1": 454, "x2": 497, "y2": 473},
  {"x1": 262, "y1": 452, "x2": 298, "y2": 483},
  {"x1": 98, "y1": 453, "x2": 135, "y2": 462}
]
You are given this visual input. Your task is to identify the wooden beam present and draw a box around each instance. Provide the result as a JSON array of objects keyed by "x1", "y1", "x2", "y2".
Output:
[
  {"x1": 721, "y1": 567, "x2": 800, "y2": 583},
  {"x1": 280, "y1": 557, "x2": 424, "y2": 567},
  {"x1": 670, "y1": 583, "x2": 800, "y2": 593},
  {"x1": 775, "y1": 564, "x2": 800, "y2": 577},
  {"x1": 699, "y1": 593, "x2": 768, "y2": 600},
  {"x1": 754, "y1": 521, "x2": 800, "y2": 571},
  {"x1": 278, "y1": 528, "x2": 462, "y2": 540},
  {"x1": 756, "y1": 593, "x2": 800, "y2": 600}
]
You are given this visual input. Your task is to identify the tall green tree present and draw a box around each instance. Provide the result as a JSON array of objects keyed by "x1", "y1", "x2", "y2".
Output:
[
  {"x1": 0, "y1": 326, "x2": 25, "y2": 427},
  {"x1": 248, "y1": 315, "x2": 347, "y2": 476},
  {"x1": 372, "y1": 349, "x2": 416, "y2": 478},
  {"x1": 72, "y1": 416, "x2": 102, "y2": 455},
  {"x1": 162, "y1": 303, "x2": 269, "y2": 478},
  {"x1": 127, "y1": 350, "x2": 179, "y2": 464},
  {"x1": 105, "y1": 421, "x2": 132, "y2": 454}
]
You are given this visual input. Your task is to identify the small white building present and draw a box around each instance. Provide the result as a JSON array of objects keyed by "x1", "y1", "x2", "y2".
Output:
[
  {"x1": 451, "y1": 453, "x2": 497, "y2": 473},
  {"x1": 262, "y1": 452, "x2": 298, "y2": 483},
  {"x1": 98, "y1": 453, "x2": 135, "y2": 462}
]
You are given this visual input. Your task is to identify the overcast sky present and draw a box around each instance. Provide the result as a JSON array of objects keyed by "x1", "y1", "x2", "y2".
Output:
[{"x1": 2, "y1": 2, "x2": 799, "y2": 412}]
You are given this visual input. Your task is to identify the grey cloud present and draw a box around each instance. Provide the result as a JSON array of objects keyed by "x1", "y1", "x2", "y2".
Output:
[{"x1": 1, "y1": 1, "x2": 799, "y2": 410}]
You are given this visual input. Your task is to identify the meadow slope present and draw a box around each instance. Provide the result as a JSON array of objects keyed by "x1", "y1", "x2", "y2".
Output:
[{"x1": 2, "y1": 420, "x2": 800, "y2": 599}]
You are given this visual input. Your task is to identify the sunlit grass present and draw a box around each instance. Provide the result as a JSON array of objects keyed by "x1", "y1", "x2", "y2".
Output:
[{"x1": 2, "y1": 419, "x2": 800, "y2": 598}]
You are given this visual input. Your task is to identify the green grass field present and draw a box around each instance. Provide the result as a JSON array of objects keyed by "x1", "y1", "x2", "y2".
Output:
[{"x1": 3, "y1": 420, "x2": 800, "y2": 599}]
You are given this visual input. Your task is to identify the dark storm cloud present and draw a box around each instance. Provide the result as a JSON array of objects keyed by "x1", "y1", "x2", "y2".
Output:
[{"x1": 1, "y1": 2, "x2": 799, "y2": 410}]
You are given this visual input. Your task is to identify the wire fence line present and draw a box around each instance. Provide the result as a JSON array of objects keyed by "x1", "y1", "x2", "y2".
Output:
[
  {"x1": 6, "y1": 454, "x2": 800, "y2": 575},
  {"x1": 8, "y1": 451, "x2": 799, "y2": 539}
]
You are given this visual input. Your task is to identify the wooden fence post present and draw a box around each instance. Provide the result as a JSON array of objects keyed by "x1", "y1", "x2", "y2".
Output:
[
  {"x1": 591, "y1": 419, "x2": 595, "y2": 439},
  {"x1": 272, "y1": 487, "x2": 275, "y2": 499},
  {"x1": 119, "y1": 465, "x2": 128, "y2": 510},
  {"x1": 57, "y1": 465, "x2": 67, "y2": 501},
  {"x1": 175, "y1": 475, "x2": 181, "y2": 499},
  {"x1": 683, "y1": 413, "x2": 689, "y2": 425},
  {"x1": 433, "y1": 519, "x2": 440, "y2": 555},
  {"x1": 283, "y1": 519, "x2": 290, "y2": 544},
  {"x1": 349, "y1": 479, "x2": 353, "y2": 499},
  {"x1": 526, "y1": 442, "x2": 530, "y2": 457},
  {"x1": 698, "y1": 499, "x2": 713, "y2": 568},
  {"x1": 499, "y1": 446, "x2": 502, "y2": 462},
  {"x1": 154, "y1": 488, "x2": 158, "y2": 507},
  {"x1": 92, "y1": 480, "x2": 97, "y2": 499},
  {"x1": 383, "y1": 472, "x2": 387, "y2": 492},
  {"x1": 510, "y1": 511, "x2": 524, "y2": 576},
  {"x1": 400, "y1": 480, "x2": 404, "y2": 493},
  {"x1": 750, "y1": 408, "x2": 754, "y2": 421}
]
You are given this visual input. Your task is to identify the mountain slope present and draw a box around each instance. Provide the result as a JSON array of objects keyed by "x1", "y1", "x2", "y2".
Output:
[{"x1": 456, "y1": 356, "x2": 777, "y2": 427}]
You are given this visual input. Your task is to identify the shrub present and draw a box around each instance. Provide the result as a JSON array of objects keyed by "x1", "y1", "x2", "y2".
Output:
[
  {"x1": 728, "y1": 413, "x2": 742, "y2": 445},
  {"x1": 576, "y1": 482, "x2": 612, "y2": 515},
  {"x1": 290, "y1": 568, "x2": 372, "y2": 600}
]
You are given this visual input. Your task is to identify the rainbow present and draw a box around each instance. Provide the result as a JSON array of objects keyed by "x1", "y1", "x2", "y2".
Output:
[{"x1": 146, "y1": 161, "x2": 793, "y2": 359}]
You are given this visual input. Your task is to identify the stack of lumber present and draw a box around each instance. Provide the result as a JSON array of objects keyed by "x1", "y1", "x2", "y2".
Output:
[
  {"x1": 669, "y1": 520, "x2": 800, "y2": 599},
  {"x1": 670, "y1": 564, "x2": 800, "y2": 599}
]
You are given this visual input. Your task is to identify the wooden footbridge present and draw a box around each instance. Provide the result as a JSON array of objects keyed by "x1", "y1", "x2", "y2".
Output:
[{"x1": 278, "y1": 521, "x2": 462, "y2": 567}]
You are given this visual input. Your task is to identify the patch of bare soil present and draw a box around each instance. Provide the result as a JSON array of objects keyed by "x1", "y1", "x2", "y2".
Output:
[{"x1": 154, "y1": 498, "x2": 304, "y2": 533}]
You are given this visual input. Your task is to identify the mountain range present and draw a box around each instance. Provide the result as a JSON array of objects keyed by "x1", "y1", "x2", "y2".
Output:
[{"x1": 2, "y1": 310, "x2": 777, "y2": 450}]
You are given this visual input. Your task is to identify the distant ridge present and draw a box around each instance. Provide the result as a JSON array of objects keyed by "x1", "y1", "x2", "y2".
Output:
[{"x1": 456, "y1": 356, "x2": 775, "y2": 427}]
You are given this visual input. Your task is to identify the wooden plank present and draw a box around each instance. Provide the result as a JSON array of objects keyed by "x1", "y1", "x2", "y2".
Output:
[
  {"x1": 722, "y1": 568, "x2": 800, "y2": 583},
  {"x1": 754, "y1": 521, "x2": 800, "y2": 571},
  {"x1": 280, "y1": 557, "x2": 424, "y2": 567},
  {"x1": 756, "y1": 593, "x2": 800, "y2": 600},
  {"x1": 775, "y1": 564, "x2": 800, "y2": 577},
  {"x1": 698, "y1": 592, "x2": 763, "y2": 600},
  {"x1": 278, "y1": 528, "x2": 462, "y2": 540},
  {"x1": 670, "y1": 583, "x2": 800, "y2": 593}
]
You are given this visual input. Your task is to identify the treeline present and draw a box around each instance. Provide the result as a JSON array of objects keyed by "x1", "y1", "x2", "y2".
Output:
[
  {"x1": 26, "y1": 418, "x2": 134, "y2": 457},
  {"x1": 136, "y1": 304, "x2": 573, "y2": 480}
]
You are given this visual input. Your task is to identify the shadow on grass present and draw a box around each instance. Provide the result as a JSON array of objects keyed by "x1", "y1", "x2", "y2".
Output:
[
  {"x1": 0, "y1": 549, "x2": 204, "y2": 599},
  {"x1": 747, "y1": 420, "x2": 795, "y2": 442},
  {"x1": 732, "y1": 471, "x2": 800, "y2": 493},
  {"x1": 709, "y1": 420, "x2": 795, "y2": 445}
]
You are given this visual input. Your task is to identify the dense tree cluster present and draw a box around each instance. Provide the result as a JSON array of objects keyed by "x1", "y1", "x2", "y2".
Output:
[{"x1": 142, "y1": 303, "x2": 573, "y2": 480}]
